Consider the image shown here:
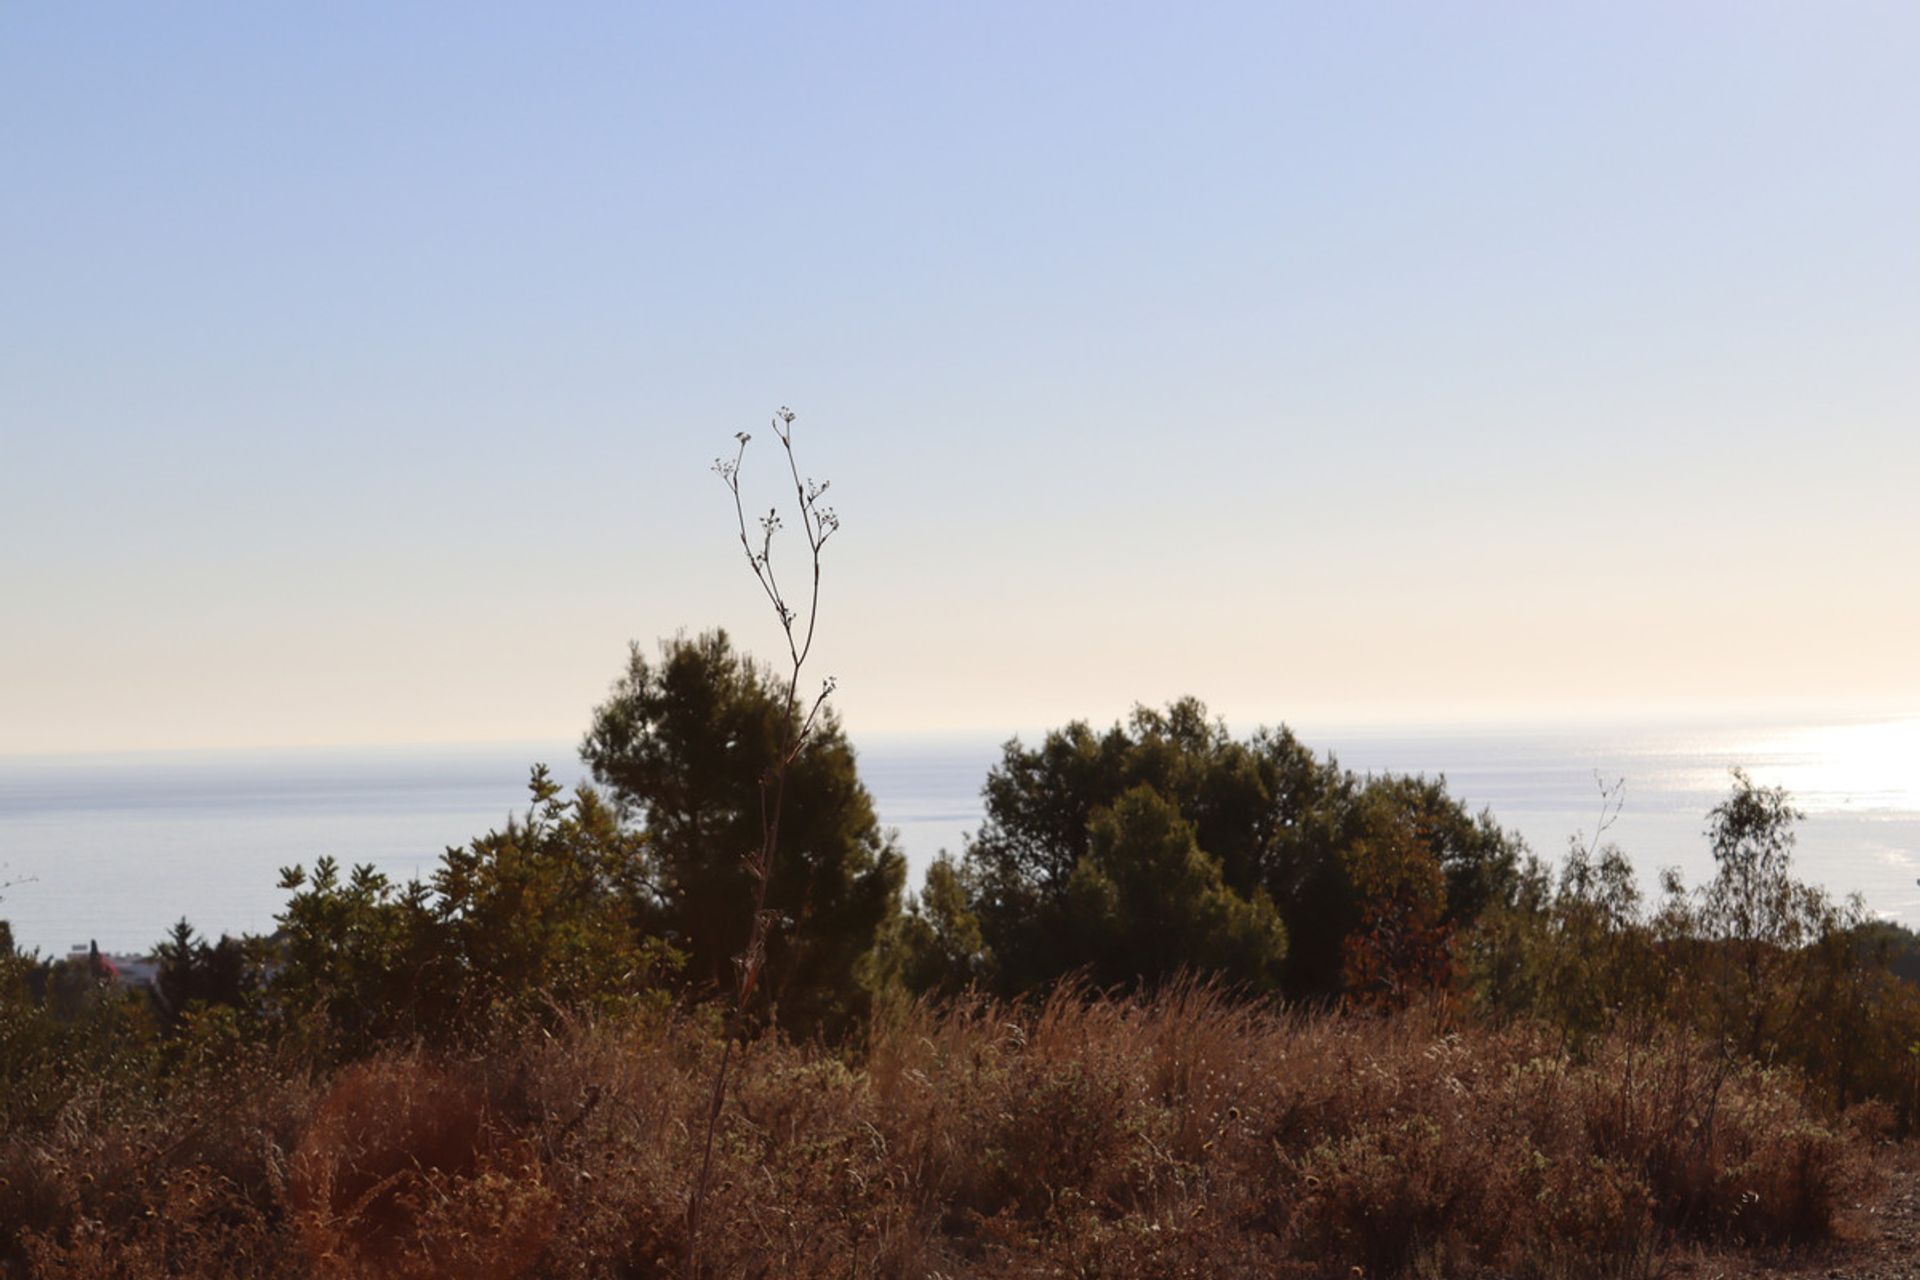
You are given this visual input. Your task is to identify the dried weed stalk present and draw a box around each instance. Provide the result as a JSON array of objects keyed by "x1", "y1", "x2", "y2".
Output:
[{"x1": 685, "y1": 406, "x2": 840, "y2": 1276}]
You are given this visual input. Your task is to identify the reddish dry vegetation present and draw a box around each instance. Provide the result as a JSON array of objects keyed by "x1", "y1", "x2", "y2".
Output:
[
  {"x1": 289, "y1": 1058, "x2": 556, "y2": 1279},
  {"x1": 0, "y1": 987, "x2": 1888, "y2": 1279}
]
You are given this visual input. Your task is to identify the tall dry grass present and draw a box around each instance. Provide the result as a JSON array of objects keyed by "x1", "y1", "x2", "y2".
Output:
[{"x1": 0, "y1": 986, "x2": 1876, "y2": 1278}]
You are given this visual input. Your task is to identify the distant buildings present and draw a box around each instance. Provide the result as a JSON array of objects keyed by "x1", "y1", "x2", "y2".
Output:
[{"x1": 65, "y1": 941, "x2": 160, "y2": 993}]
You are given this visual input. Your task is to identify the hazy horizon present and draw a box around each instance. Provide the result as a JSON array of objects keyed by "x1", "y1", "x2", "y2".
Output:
[
  {"x1": 5, "y1": 701, "x2": 1920, "y2": 763},
  {"x1": 6, "y1": 711, "x2": 1920, "y2": 960}
]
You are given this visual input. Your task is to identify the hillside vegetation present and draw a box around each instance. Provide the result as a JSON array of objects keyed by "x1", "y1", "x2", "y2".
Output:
[
  {"x1": 5, "y1": 650, "x2": 1920, "y2": 1275},
  {"x1": 0, "y1": 983, "x2": 1887, "y2": 1278}
]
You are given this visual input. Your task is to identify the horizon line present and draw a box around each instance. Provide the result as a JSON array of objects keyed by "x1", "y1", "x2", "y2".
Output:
[{"x1": 4, "y1": 700, "x2": 1918, "y2": 763}]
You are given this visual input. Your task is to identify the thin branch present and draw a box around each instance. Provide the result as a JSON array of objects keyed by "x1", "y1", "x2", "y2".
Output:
[{"x1": 686, "y1": 407, "x2": 839, "y2": 1278}]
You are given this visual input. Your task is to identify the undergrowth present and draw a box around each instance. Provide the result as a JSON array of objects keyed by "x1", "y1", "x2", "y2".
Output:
[{"x1": 0, "y1": 984, "x2": 1877, "y2": 1279}]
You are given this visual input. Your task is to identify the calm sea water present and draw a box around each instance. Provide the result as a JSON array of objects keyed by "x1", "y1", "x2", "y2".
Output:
[{"x1": 2, "y1": 717, "x2": 1918, "y2": 957}]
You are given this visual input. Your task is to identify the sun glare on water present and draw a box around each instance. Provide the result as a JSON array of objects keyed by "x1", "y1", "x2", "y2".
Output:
[{"x1": 1732, "y1": 718, "x2": 1920, "y2": 815}]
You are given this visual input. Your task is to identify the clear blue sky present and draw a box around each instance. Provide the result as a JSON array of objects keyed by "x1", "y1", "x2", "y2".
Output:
[{"x1": 4, "y1": 3, "x2": 1916, "y2": 752}]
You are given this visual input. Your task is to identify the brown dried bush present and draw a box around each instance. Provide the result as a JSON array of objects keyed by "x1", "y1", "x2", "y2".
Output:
[
  {"x1": 1, "y1": 1046, "x2": 311, "y2": 1278},
  {"x1": 491, "y1": 985, "x2": 1863, "y2": 1278},
  {"x1": 0, "y1": 987, "x2": 1874, "y2": 1279},
  {"x1": 288, "y1": 1052, "x2": 556, "y2": 1280}
]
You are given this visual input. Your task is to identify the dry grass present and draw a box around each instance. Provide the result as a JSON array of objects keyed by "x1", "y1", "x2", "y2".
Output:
[
  {"x1": 0, "y1": 987, "x2": 1876, "y2": 1278},
  {"x1": 0, "y1": 1044, "x2": 309, "y2": 1278},
  {"x1": 288, "y1": 1054, "x2": 557, "y2": 1279}
]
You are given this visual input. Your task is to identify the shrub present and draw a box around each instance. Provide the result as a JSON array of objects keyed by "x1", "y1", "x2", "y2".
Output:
[
  {"x1": 0, "y1": 987, "x2": 1872, "y2": 1278},
  {"x1": 289, "y1": 1053, "x2": 556, "y2": 1280},
  {"x1": 951, "y1": 699, "x2": 1523, "y2": 1001}
]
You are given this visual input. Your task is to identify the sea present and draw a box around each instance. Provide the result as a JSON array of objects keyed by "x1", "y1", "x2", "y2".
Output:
[{"x1": 3, "y1": 716, "x2": 1919, "y2": 959}]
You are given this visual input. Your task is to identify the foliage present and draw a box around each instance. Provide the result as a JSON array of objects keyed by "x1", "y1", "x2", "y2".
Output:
[
  {"x1": 873, "y1": 853, "x2": 993, "y2": 999},
  {"x1": 9, "y1": 738, "x2": 1920, "y2": 1276},
  {"x1": 0, "y1": 936, "x2": 162, "y2": 1136},
  {"x1": 432, "y1": 765, "x2": 675, "y2": 1018},
  {"x1": 1659, "y1": 769, "x2": 1920, "y2": 1115},
  {"x1": 1464, "y1": 769, "x2": 1920, "y2": 1126},
  {"x1": 580, "y1": 629, "x2": 904, "y2": 1039},
  {"x1": 1338, "y1": 795, "x2": 1455, "y2": 1008},
  {"x1": 270, "y1": 768, "x2": 677, "y2": 1059},
  {"x1": 272, "y1": 856, "x2": 447, "y2": 1056},
  {"x1": 153, "y1": 919, "x2": 256, "y2": 1032},
  {"x1": 948, "y1": 697, "x2": 1523, "y2": 1000},
  {"x1": 1678, "y1": 768, "x2": 1838, "y2": 1056},
  {"x1": 1063, "y1": 785, "x2": 1288, "y2": 991},
  {"x1": 1463, "y1": 778, "x2": 1670, "y2": 1044}
]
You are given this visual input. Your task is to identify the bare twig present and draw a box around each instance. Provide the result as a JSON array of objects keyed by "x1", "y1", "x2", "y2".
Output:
[{"x1": 685, "y1": 407, "x2": 840, "y2": 1278}]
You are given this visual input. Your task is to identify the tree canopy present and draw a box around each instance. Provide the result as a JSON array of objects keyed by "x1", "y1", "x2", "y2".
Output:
[
  {"x1": 927, "y1": 697, "x2": 1524, "y2": 1001},
  {"x1": 580, "y1": 629, "x2": 905, "y2": 1038}
]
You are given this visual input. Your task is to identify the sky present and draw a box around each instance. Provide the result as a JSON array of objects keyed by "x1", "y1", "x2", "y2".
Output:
[{"x1": 2, "y1": 3, "x2": 1917, "y2": 755}]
